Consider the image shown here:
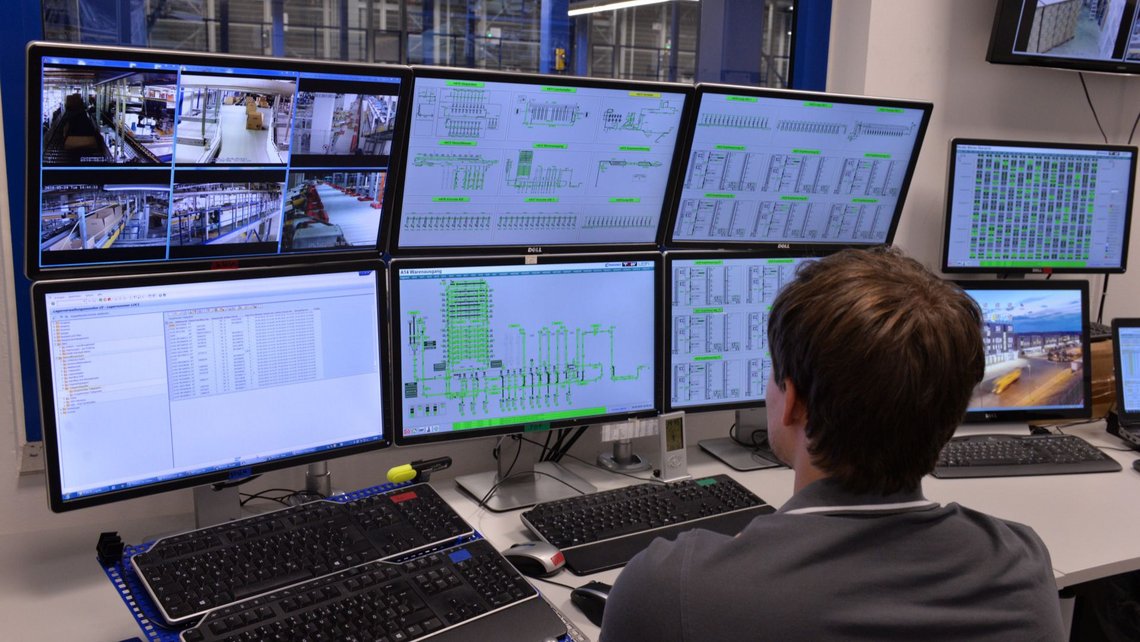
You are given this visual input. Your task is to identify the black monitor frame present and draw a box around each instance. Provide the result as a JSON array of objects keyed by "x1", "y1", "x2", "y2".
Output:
[
  {"x1": 1112, "y1": 318, "x2": 1140, "y2": 424},
  {"x1": 389, "y1": 252, "x2": 662, "y2": 446},
  {"x1": 956, "y1": 278, "x2": 1093, "y2": 424},
  {"x1": 25, "y1": 41, "x2": 412, "y2": 278},
  {"x1": 388, "y1": 65, "x2": 694, "y2": 256},
  {"x1": 663, "y1": 248, "x2": 827, "y2": 414},
  {"x1": 987, "y1": 0, "x2": 1140, "y2": 76},
  {"x1": 663, "y1": 82, "x2": 933, "y2": 251},
  {"x1": 32, "y1": 260, "x2": 392, "y2": 512},
  {"x1": 940, "y1": 138, "x2": 1137, "y2": 275}
]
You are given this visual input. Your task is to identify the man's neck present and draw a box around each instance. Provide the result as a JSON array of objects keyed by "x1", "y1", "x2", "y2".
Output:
[{"x1": 792, "y1": 461, "x2": 828, "y2": 494}]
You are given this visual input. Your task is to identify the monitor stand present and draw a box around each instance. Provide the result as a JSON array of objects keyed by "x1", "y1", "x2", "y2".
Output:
[
  {"x1": 697, "y1": 408, "x2": 782, "y2": 472},
  {"x1": 193, "y1": 484, "x2": 242, "y2": 529},
  {"x1": 456, "y1": 446, "x2": 596, "y2": 513}
]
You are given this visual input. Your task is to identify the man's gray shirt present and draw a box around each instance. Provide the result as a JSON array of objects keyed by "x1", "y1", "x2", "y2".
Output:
[{"x1": 599, "y1": 478, "x2": 1064, "y2": 641}]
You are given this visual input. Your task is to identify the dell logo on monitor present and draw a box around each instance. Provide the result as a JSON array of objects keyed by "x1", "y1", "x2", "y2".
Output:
[
  {"x1": 527, "y1": 247, "x2": 544, "y2": 253},
  {"x1": 777, "y1": 243, "x2": 791, "y2": 249}
]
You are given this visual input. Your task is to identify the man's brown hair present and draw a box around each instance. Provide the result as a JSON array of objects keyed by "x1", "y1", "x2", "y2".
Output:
[{"x1": 768, "y1": 247, "x2": 985, "y2": 495}]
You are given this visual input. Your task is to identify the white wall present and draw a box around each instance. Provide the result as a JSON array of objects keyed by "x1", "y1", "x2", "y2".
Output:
[
  {"x1": 3, "y1": 0, "x2": 1138, "y2": 537},
  {"x1": 829, "y1": 0, "x2": 1140, "y2": 321}
]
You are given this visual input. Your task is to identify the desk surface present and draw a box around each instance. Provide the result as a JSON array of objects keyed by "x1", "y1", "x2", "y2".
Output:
[{"x1": 3, "y1": 422, "x2": 1139, "y2": 641}]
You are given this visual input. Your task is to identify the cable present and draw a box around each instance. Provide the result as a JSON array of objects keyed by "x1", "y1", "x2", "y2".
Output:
[
  {"x1": 550, "y1": 426, "x2": 588, "y2": 462},
  {"x1": 526, "y1": 574, "x2": 579, "y2": 591},
  {"x1": 1078, "y1": 72, "x2": 1109, "y2": 144},
  {"x1": 477, "y1": 435, "x2": 524, "y2": 509},
  {"x1": 515, "y1": 435, "x2": 667, "y2": 485},
  {"x1": 238, "y1": 488, "x2": 306, "y2": 506},
  {"x1": 1097, "y1": 274, "x2": 1110, "y2": 325},
  {"x1": 1128, "y1": 108, "x2": 1140, "y2": 145}
]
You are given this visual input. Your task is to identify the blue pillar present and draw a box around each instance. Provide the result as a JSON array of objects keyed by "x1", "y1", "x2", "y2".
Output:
[
  {"x1": 219, "y1": 0, "x2": 230, "y2": 53},
  {"x1": 573, "y1": 16, "x2": 589, "y2": 77},
  {"x1": 271, "y1": 0, "x2": 285, "y2": 57},
  {"x1": 422, "y1": 0, "x2": 435, "y2": 65},
  {"x1": 697, "y1": 0, "x2": 764, "y2": 85},
  {"x1": 540, "y1": 0, "x2": 569, "y2": 74},
  {"x1": 339, "y1": 0, "x2": 349, "y2": 60},
  {"x1": 1, "y1": 2, "x2": 44, "y2": 442},
  {"x1": 790, "y1": 0, "x2": 831, "y2": 90},
  {"x1": 667, "y1": 1, "x2": 679, "y2": 82},
  {"x1": 465, "y1": 0, "x2": 477, "y2": 68}
]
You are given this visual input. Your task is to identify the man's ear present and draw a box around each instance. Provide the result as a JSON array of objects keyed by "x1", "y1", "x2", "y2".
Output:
[{"x1": 781, "y1": 378, "x2": 808, "y2": 429}]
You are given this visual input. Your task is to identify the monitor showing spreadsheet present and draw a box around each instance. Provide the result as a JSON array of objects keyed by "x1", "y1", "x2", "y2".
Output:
[
  {"x1": 1113, "y1": 319, "x2": 1140, "y2": 419},
  {"x1": 942, "y1": 139, "x2": 1136, "y2": 274},
  {"x1": 666, "y1": 251, "x2": 819, "y2": 412},
  {"x1": 33, "y1": 263, "x2": 389, "y2": 512},
  {"x1": 391, "y1": 67, "x2": 691, "y2": 253},
  {"x1": 665, "y1": 83, "x2": 932, "y2": 249}
]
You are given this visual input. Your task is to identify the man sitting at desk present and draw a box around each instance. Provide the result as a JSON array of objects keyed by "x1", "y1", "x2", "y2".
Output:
[{"x1": 600, "y1": 248, "x2": 1065, "y2": 641}]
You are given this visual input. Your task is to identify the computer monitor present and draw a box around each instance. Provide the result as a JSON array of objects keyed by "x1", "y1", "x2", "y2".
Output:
[
  {"x1": 942, "y1": 139, "x2": 1136, "y2": 274},
  {"x1": 26, "y1": 41, "x2": 409, "y2": 277},
  {"x1": 957, "y1": 279, "x2": 1092, "y2": 424},
  {"x1": 1112, "y1": 319, "x2": 1140, "y2": 421},
  {"x1": 389, "y1": 66, "x2": 691, "y2": 254},
  {"x1": 391, "y1": 254, "x2": 660, "y2": 509},
  {"x1": 32, "y1": 262, "x2": 390, "y2": 514},
  {"x1": 665, "y1": 83, "x2": 932, "y2": 249},
  {"x1": 665, "y1": 250, "x2": 820, "y2": 413}
]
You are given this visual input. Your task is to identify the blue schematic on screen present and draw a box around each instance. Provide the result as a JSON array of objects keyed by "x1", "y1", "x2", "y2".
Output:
[
  {"x1": 396, "y1": 260, "x2": 657, "y2": 437},
  {"x1": 397, "y1": 76, "x2": 686, "y2": 248},
  {"x1": 671, "y1": 92, "x2": 927, "y2": 244}
]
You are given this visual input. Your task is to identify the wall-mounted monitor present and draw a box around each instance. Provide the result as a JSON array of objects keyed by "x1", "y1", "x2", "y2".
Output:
[
  {"x1": 942, "y1": 139, "x2": 1136, "y2": 274},
  {"x1": 664, "y1": 83, "x2": 932, "y2": 250},
  {"x1": 957, "y1": 279, "x2": 1092, "y2": 423},
  {"x1": 390, "y1": 67, "x2": 691, "y2": 254},
  {"x1": 665, "y1": 250, "x2": 820, "y2": 413},
  {"x1": 26, "y1": 42, "x2": 409, "y2": 277},
  {"x1": 988, "y1": 0, "x2": 1140, "y2": 75},
  {"x1": 32, "y1": 262, "x2": 390, "y2": 512}
]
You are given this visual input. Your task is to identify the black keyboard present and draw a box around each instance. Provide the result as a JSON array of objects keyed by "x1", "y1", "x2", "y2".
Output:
[
  {"x1": 133, "y1": 483, "x2": 473, "y2": 624},
  {"x1": 1090, "y1": 320, "x2": 1112, "y2": 340},
  {"x1": 521, "y1": 474, "x2": 773, "y2": 575},
  {"x1": 933, "y1": 433, "x2": 1123, "y2": 478},
  {"x1": 178, "y1": 538, "x2": 567, "y2": 642}
]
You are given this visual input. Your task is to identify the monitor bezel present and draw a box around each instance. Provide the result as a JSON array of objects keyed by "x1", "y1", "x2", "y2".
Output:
[
  {"x1": 956, "y1": 278, "x2": 1093, "y2": 423},
  {"x1": 986, "y1": 0, "x2": 1140, "y2": 76},
  {"x1": 662, "y1": 248, "x2": 829, "y2": 414},
  {"x1": 940, "y1": 138, "x2": 1137, "y2": 275},
  {"x1": 387, "y1": 65, "x2": 695, "y2": 256},
  {"x1": 662, "y1": 82, "x2": 933, "y2": 251},
  {"x1": 32, "y1": 260, "x2": 392, "y2": 513},
  {"x1": 25, "y1": 41, "x2": 412, "y2": 279},
  {"x1": 1111, "y1": 318, "x2": 1140, "y2": 424},
  {"x1": 389, "y1": 252, "x2": 663, "y2": 446}
]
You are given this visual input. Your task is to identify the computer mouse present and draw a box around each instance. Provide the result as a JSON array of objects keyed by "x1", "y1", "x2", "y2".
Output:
[
  {"x1": 570, "y1": 580, "x2": 612, "y2": 627},
  {"x1": 501, "y1": 541, "x2": 565, "y2": 578},
  {"x1": 1132, "y1": 459, "x2": 1140, "y2": 472}
]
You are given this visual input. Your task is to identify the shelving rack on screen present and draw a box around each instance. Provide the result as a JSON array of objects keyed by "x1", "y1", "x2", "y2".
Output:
[
  {"x1": 388, "y1": 66, "x2": 693, "y2": 255},
  {"x1": 664, "y1": 83, "x2": 933, "y2": 250},
  {"x1": 25, "y1": 41, "x2": 411, "y2": 277},
  {"x1": 390, "y1": 254, "x2": 662, "y2": 511}
]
